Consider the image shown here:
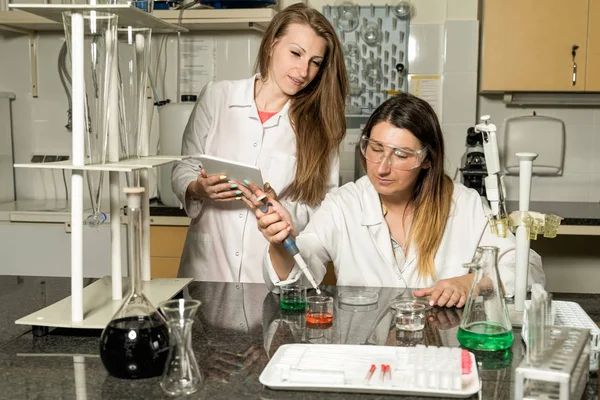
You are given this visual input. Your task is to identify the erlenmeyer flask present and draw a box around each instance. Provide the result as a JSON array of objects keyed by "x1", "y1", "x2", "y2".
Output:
[
  {"x1": 160, "y1": 299, "x2": 203, "y2": 396},
  {"x1": 100, "y1": 187, "x2": 169, "y2": 379},
  {"x1": 457, "y1": 246, "x2": 514, "y2": 351}
]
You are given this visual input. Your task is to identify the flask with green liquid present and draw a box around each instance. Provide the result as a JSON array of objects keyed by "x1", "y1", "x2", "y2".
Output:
[{"x1": 457, "y1": 246, "x2": 514, "y2": 351}]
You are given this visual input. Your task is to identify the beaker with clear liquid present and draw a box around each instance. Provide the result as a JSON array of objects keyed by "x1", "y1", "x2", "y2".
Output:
[
  {"x1": 160, "y1": 299, "x2": 203, "y2": 396},
  {"x1": 99, "y1": 187, "x2": 169, "y2": 379},
  {"x1": 457, "y1": 246, "x2": 514, "y2": 351}
]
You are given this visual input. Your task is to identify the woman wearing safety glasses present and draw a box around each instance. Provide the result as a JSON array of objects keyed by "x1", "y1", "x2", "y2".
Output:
[{"x1": 252, "y1": 93, "x2": 544, "y2": 308}]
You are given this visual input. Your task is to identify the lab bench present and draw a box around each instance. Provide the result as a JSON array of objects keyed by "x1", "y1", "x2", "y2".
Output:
[
  {"x1": 150, "y1": 200, "x2": 600, "y2": 233},
  {"x1": 1, "y1": 277, "x2": 599, "y2": 399}
]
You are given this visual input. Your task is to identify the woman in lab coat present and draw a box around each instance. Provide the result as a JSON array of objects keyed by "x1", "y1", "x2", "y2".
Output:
[
  {"x1": 253, "y1": 93, "x2": 545, "y2": 307},
  {"x1": 171, "y1": 4, "x2": 347, "y2": 282}
]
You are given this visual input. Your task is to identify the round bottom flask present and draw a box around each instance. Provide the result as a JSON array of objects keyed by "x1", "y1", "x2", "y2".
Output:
[{"x1": 100, "y1": 187, "x2": 169, "y2": 379}]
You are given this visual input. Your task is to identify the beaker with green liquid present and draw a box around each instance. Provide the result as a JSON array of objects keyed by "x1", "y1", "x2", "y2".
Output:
[{"x1": 457, "y1": 246, "x2": 514, "y2": 351}]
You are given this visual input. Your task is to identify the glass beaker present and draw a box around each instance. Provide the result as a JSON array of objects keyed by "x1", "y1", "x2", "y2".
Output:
[
  {"x1": 159, "y1": 299, "x2": 203, "y2": 396},
  {"x1": 306, "y1": 296, "x2": 334, "y2": 328},
  {"x1": 457, "y1": 246, "x2": 514, "y2": 351},
  {"x1": 280, "y1": 284, "x2": 307, "y2": 312},
  {"x1": 100, "y1": 187, "x2": 169, "y2": 379}
]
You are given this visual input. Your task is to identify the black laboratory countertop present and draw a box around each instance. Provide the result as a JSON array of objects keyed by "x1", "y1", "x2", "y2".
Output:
[
  {"x1": 149, "y1": 199, "x2": 600, "y2": 226},
  {"x1": 1, "y1": 276, "x2": 599, "y2": 399}
]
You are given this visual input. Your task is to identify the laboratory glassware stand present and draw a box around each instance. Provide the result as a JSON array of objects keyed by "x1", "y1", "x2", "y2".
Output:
[
  {"x1": 473, "y1": 117, "x2": 562, "y2": 327},
  {"x1": 10, "y1": 3, "x2": 191, "y2": 331}
]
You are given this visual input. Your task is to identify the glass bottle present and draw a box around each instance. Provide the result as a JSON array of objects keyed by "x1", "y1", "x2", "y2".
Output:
[
  {"x1": 457, "y1": 246, "x2": 514, "y2": 351},
  {"x1": 160, "y1": 299, "x2": 203, "y2": 396},
  {"x1": 100, "y1": 187, "x2": 169, "y2": 379}
]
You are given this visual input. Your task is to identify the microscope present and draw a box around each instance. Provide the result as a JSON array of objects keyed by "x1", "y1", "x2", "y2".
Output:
[{"x1": 459, "y1": 126, "x2": 487, "y2": 196}]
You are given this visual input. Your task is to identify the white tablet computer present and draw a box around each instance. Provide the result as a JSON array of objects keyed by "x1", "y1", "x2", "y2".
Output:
[{"x1": 199, "y1": 155, "x2": 264, "y2": 186}]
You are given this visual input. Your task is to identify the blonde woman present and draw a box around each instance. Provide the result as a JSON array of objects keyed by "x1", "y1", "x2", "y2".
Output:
[
  {"x1": 172, "y1": 3, "x2": 347, "y2": 282},
  {"x1": 253, "y1": 93, "x2": 544, "y2": 307}
]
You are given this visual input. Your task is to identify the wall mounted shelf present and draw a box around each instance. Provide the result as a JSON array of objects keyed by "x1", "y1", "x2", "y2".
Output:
[{"x1": 0, "y1": 6, "x2": 276, "y2": 33}]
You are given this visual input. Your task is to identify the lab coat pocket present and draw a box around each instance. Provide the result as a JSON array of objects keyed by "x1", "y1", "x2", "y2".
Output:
[{"x1": 266, "y1": 151, "x2": 296, "y2": 194}]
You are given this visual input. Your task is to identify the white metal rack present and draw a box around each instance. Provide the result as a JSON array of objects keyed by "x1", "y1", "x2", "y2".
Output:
[{"x1": 11, "y1": 4, "x2": 191, "y2": 331}]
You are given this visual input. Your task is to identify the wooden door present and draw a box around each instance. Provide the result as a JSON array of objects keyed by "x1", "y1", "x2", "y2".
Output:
[
  {"x1": 586, "y1": 0, "x2": 600, "y2": 91},
  {"x1": 480, "y1": 0, "x2": 589, "y2": 92}
]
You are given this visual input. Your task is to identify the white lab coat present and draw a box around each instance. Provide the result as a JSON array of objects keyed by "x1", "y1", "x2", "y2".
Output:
[
  {"x1": 264, "y1": 176, "x2": 545, "y2": 294},
  {"x1": 172, "y1": 76, "x2": 339, "y2": 282}
]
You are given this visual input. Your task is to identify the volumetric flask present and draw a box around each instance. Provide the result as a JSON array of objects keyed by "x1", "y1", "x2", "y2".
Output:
[
  {"x1": 457, "y1": 246, "x2": 514, "y2": 351},
  {"x1": 343, "y1": 41, "x2": 361, "y2": 64},
  {"x1": 360, "y1": 21, "x2": 382, "y2": 47},
  {"x1": 160, "y1": 299, "x2": 203, "y2": 396},
  {"x1": 363, "y1": 58, "x2": 383, "y2": 87},
  {"x1": 334, "y1": 1, "x2": 359, "y2": 32},
  {"x1": 100, "y1": 187, "x2": 169, "y2": 379},
  {"x1": 392, "y1": 1, "x2": 411, "y2": 18}
]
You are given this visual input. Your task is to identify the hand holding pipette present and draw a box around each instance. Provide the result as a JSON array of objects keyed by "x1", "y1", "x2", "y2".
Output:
[
  {"x1": 238, "y1": 182, "x2": 321, "y2": 294},
  {"x1": 257, "y1": 199, "x2": 321, "y2": 295}
]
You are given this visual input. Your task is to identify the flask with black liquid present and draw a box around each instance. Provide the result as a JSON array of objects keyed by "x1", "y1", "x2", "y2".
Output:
[{"x1": 100, "y1": 187, "x2": 169, "y2": 379}]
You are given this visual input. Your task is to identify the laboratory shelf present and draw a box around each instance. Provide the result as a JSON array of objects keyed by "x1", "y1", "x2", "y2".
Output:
[
  {"x1": 14, "y1": 155, "x2": 185, "y2": 172},
  {"x1": 6, "y1": 4, "x2": 187, "y2": 32},
  {"x1": 0, "y1": 6, "x2": 276, "y2": 33},
  {"x1": 15, "y1": 276, "x2": 192, "y2": 330},
  {"x1": 153, "y1": 8, "x2": 275, "y2": 31}
]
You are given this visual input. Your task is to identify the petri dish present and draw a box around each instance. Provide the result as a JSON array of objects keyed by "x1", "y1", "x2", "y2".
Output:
[
  {"x1": 339, "y1": 290, "x2": 379, "y2": 306},
  {"x1": 388, "y1": 298, "x2": 433, "y2": 313},
  {"x1": 338, "y1": 302, "x2": 378, "y2": 312}
]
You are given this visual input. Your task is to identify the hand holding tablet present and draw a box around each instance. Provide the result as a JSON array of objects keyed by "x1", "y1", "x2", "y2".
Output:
[{"x1": 199, "y1": 155, "x2": 264, "y2": 187}]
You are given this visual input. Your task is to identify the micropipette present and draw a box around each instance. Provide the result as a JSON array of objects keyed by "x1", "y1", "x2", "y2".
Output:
[{"x1": 258, "y1": 197, "x2": 321, "y2": 295}]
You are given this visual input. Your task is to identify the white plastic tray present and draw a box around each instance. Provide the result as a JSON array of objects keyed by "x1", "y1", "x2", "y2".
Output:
[{"x1": 259, "y1": 344, "x2": 480, "y2": 398}]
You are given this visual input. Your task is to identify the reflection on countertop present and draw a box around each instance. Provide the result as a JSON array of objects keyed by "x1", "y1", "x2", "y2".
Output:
[{"x1": 1, "y1": 277, "x2": 599, "y2": 399}]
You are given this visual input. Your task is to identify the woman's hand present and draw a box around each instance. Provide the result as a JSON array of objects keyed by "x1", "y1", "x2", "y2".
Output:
[
  {"x1": 238, "y1": 182, "x2": 295, "y2": 244},
  {"x1": 187, "y1": 169, "x2": 243, "y2": 202},
  {"x1": 412, "y1": 274, "x2": 474, "y2": 308}
]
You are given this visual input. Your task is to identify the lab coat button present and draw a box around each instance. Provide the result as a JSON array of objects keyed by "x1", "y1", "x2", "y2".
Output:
[
  {"x1": 235, "y1": 252, "x2": 239, "y2": 256},
  {"x1": 239, "y1": 213, "x2": 243, "y2": 218},
  {"x1": 253, "y1": 142, "x2": 258, "y2": 147}
]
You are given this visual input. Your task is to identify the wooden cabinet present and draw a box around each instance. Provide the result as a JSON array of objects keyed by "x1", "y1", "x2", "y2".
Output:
[
  {"x1": 150, "y1": 225, "x2": 188, "y2": 278},
  {"x1": 481, "y1": 0, "x2": 591, "y2": 92},
  {"x1": 586, "y1": 0, "x2": 600, "y2": 90}
]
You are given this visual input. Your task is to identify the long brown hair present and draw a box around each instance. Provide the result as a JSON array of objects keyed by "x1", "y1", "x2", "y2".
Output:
[
  {"x1": 255, "y1": 3, "x2": 347, "y2": 206},
  {"x1": 360, "y1": 94, "x2": 454, "y2": 280}
]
